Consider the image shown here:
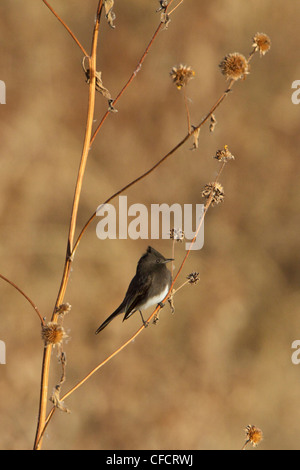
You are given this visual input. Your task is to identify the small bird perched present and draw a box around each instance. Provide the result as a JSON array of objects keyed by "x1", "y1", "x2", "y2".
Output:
[{"x1": 95, "y1": 246, "x2": 173, "y2": 334}]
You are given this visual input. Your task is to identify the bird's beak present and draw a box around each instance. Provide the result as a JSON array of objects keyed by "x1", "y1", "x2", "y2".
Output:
[{"x1": 163, "y1": 258, "x2": 174, "y2": 263}]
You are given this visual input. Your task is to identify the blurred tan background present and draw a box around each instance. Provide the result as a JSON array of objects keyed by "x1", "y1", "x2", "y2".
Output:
[{"x1": 1, "y1": 0, "x2": 300, "y2": 450}]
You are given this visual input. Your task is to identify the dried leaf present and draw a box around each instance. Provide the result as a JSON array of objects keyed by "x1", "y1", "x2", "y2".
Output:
[
  {"x1": 209, "y1": 114, "x2": 217, "y2": 133},
  {"x1": 83, "y1": 63, "x2": 112, "y2": 100},
  {"x1": 50, "y1": 386, "x2": 70, "y2": 413},
  {"x1": 94, "y1": 70, "x2": 111, "y2": 99},
  {"x1": 191, "y1": 126, "x2": 200, "y2": 150},
  {"x1": 160, "y1": 12, "x2": 171, "y2": 29},
  {"x1": 104, "y1": 0, "x2": 116, "y2": 29},
  {"x1": 168, "y1": 289, "x2": 176, "y2": 314}
]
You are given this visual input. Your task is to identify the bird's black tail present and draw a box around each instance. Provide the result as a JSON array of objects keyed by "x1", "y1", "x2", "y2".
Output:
[{"x1": 95, "y1": 307, "x2": 123, "y2": 334}]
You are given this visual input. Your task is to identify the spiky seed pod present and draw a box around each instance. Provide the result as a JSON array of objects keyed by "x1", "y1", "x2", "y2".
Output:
[
  {"x1": 244, "y1": 425, "x2": 263, "y2": 448},
  {"x1": 41, "y1": 322, "x2": 67, "y2": 347},
  {"x1": 219, "y1": 53, "x2": 249, "y2": 81},
  {"x1": 202, "y1": 182, "x2": 225, "y2": 206},
  {"x1": 214, "y1": 145, "x2": 235, "y2": 163},
  {"x1": 170, "y1": 64, "x2": 195, "y2": 89},
  {"x1": 252, "y1": 33, "x2": 271, "y2": 56}
]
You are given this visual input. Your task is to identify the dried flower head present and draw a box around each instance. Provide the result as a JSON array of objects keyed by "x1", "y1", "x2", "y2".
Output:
[
  {"x1": 243, "y1": 425, "x2": 263, "y2": 449},
  {"x1": 252, "y1": 33, "x2": 271, "y2": 56},
  {"x1": 170, "y1": 228, "x2": 185, "y2": 242},
  {"x1": 170, "y1": 64, "x2": 195, "y2": 90},
  {"x1": 202, "y1": 182, "x2": 224, "y2": 206},
  {"x1": 187, "y1": 272, "x2": 200, "y2": 285},
  {"x1": 41, "y1": 322, "x2": 67, "y2": 347},
  {"x1": 219, "y1": 53, "x2": 249, "y2": 81},
  {"x1": 214, "y1": 145, "x2": 235, "y2": 163},
  {"x1": 156, "y1": 0, "x2": 169, "y2": 11},
  {"x1": 55, "y1": 303, "x2": 72, "y2": 316}
]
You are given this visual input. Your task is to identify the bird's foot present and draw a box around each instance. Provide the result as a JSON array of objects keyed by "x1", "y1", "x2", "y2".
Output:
[{"x1": 139, "y1": 311, "x2": 149, "y2": 328}]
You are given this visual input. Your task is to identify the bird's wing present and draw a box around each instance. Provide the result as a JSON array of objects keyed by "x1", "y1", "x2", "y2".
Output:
[{"x1": 123, "y1": 273, "x2": 152, "y2": 320}]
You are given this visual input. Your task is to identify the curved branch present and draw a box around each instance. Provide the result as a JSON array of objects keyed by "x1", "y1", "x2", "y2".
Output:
[
  {"x1": 33, "y1": 0, "x2": 104, "y2": 451},
  {"x1": 42, "y1": 0, "x2": 89, "y2": 57},
  {"x1": 0, "y1": 273, "x2": 44, "y2": 325}
]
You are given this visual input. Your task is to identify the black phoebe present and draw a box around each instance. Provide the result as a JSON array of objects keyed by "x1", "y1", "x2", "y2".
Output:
[{"x1": 95, "y1": 246, "x2": 173, "y2": 334}]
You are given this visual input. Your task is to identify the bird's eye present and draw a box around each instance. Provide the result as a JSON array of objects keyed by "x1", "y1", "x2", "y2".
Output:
[{"x1": 156, "y1": 258, "x2": 161, "y2": 263}]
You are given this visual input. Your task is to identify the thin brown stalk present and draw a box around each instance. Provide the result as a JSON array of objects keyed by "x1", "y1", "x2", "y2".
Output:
[
  {"x1": 171, "y1": 239, "x2": 176, "y2": 279},
  {"x1": 42, "y1": 0, "x2": 88, "y2": 57},
  {"x1": 168, "y1": 0, "x2": 185, "y2": 16},
  {"x1": 172, "y1": 279, "x2": 189, "y2": 295},
  {"x1": 0, "y1": 273, "x2": 44, "y2": 325},
  {"x1": 241, "y1": 440, "x2": 250, "y2": 450},
  {"x1": 33, "y1": 1, "x2": 104, "y2": 451},
  {"x1": 183, "y1": 87, "x2": 192, "y2": 134}
]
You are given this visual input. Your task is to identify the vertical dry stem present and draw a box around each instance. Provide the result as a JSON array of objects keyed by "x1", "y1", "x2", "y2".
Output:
[{"x1": 33, "y1": 0, "x2": 103, "y2": 451}]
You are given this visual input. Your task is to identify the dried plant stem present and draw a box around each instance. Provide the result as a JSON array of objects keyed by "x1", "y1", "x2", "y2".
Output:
[
  {"x1": 33, "y1": 1, "x2": 104, "y2": 451},
  {"x1": 241, "y1": 440, "x2": 250, "y2": 450},
  {"x1": 183, "y1": 87, "x2": 192, "y2": 134},
  {"x1": 0, "y1": 273, "x2": 44, "y2": 325},
  {"x1": 42, "y1": 0, "x2": 88, "y2": 57},
  {"x1": 38, "y1": 163, "x2": 226, "y2": 440},
  {"x1": 172, "y1": 279, "x2": 190, "y2": 294},
  {"x1": 171, "y1": 239, "x2": 176, "y2": 278},
  {"x1": 168, "y1": 0, "x2": 185, "y2": 16}
]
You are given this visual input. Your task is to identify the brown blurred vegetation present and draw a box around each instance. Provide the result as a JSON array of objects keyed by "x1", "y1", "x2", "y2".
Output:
[{"x1": 1, "y1": 0, "x2": 300, "y2": 450}]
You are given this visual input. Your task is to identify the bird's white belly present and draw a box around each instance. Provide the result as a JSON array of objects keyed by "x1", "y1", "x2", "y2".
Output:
[{"x1": 139, "y1": 284, "x2": 170, "y2": 310}]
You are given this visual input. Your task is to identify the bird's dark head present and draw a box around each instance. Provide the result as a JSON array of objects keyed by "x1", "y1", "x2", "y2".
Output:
[{"x1": 139, "y1": 246, "x2": 174, "y2": 266}]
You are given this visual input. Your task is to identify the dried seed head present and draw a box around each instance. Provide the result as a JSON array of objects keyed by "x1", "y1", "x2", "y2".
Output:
[
  {"x1": 41, "y1": 322, "x2": 67, "y2": 347},
  {"x1": 219, "y1": 53, "x2": 249, "y2": 81},
  {"x1": 56, "y1": 303, "x2": 72, "y2": 316},
  {"x1": 252, "y1": 33, "x2": 271, "y2": 56},
  {"x1": 170, "y1": 228, "x2": 185, "y2": 242},
  {"x1": 202, "y1": 182, "x2": 224, "y2": 206},
  {"x1": 187, "y1": 272, "x2": 200, "y2": 285},
  {"x1": 156, "y1": 0, "x2": 169, "y2": 11},
  {"x1": 244, "y1": 425, "x2": 263, "y2": 448},
  {"x1": 214, "y1": 145, "x2": 235, "y2": 163},
  {"x1": 170, "y1": 64, "x2": 195, "y2": 90}
]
